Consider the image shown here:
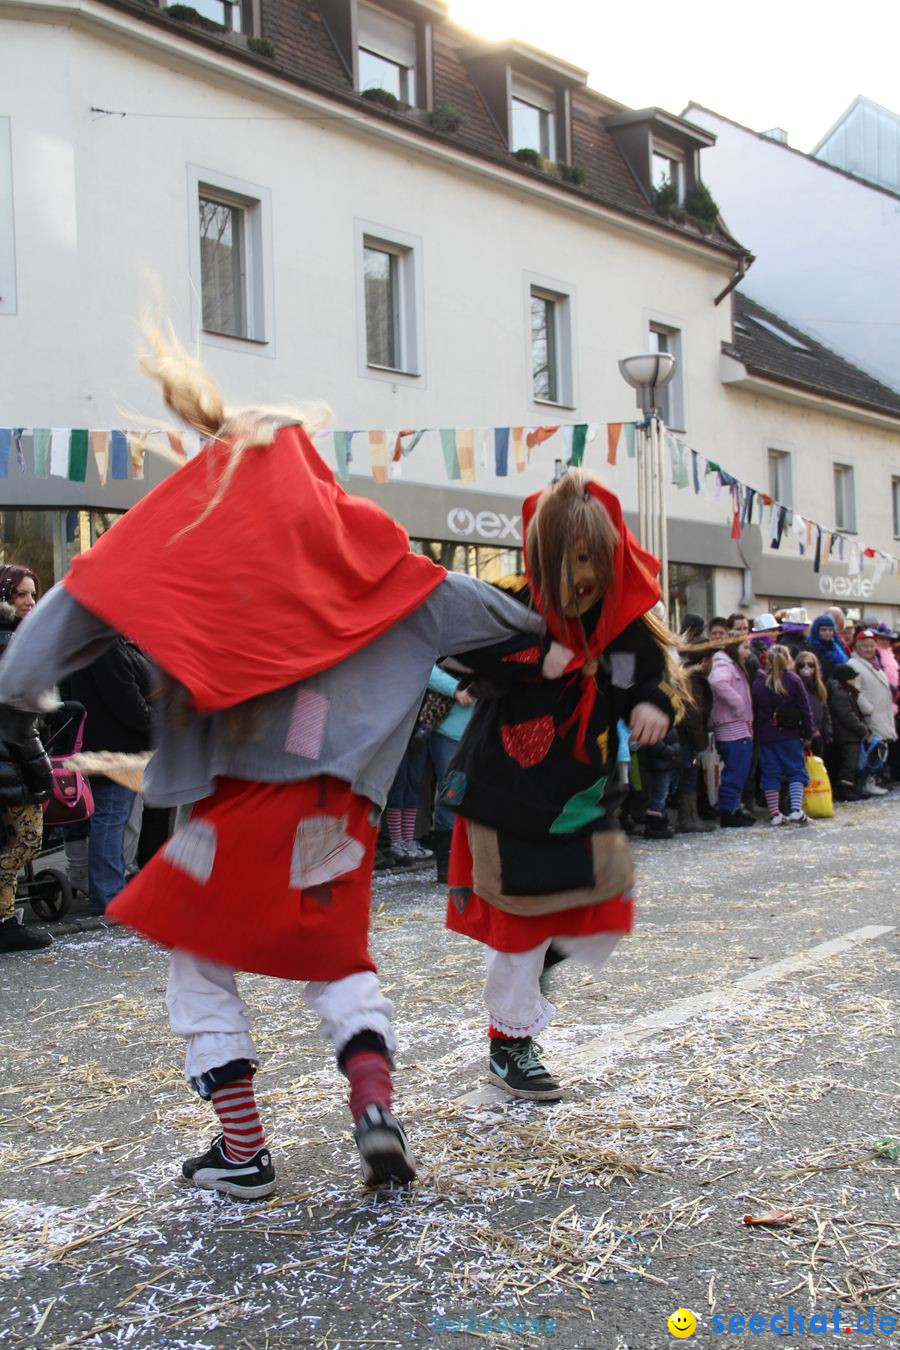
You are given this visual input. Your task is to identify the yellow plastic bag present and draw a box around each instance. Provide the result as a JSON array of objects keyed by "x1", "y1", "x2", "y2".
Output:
[{"x1": 803, "y1": 754, "x2": 834, "y2": 818}]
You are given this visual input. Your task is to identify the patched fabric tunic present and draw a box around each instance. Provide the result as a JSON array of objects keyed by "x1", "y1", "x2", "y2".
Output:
[
  {"x1": 443, "y1": 578, "x2": 676, "y2": 952},
  {"x1": 0, "y1": 578, "x2": 543, "y2": 980}
]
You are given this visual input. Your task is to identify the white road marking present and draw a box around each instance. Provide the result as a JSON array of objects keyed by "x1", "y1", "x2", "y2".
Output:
[{"x1": 459, "y1": 923, "x2": 895, "y2": 1106}]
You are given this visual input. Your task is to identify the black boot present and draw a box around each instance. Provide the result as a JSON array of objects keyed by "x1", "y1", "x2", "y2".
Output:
[
  {"x1": 643, "y1": 810, "x2": 674, "y2": 839},
  {"x1": 432, "y1": 829, "x2": 452, "y2": 884},
  {"x1": 0, "y1": 915, "x2": 52, "y2": 952}
]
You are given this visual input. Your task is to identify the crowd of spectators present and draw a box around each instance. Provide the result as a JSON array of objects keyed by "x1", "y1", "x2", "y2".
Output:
[
  {"x1": 381, "y1": 601, "x2": 900, "y2": 874},
  {"x1": 633, "y1": 604, "x2": 899, "y2": 837}
]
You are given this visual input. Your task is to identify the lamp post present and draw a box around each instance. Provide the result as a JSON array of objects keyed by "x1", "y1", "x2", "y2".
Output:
[{"x1": 617, "y1": 352, "x2": 676, "y2": 615}]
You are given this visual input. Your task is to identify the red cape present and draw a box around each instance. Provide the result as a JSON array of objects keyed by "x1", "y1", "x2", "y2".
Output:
[
  {"x1": 521, "y1": 480, "x2": 662, "y2": 759},
  {"x1": 65, "y1": 424, "x2": 445, "y2": 712}
]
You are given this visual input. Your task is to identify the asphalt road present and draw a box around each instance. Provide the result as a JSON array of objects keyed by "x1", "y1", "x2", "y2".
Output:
[{"x1": 1, "y1": 796, "x2": 897, "y2": 1350}]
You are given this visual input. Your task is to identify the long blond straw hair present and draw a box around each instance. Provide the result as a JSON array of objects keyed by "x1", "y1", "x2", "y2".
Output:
[{"x1": 140, "y1": 320, "x2": 332, "y2": 528}]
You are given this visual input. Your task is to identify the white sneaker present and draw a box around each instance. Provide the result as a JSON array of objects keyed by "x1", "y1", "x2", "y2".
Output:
[
  {"x1": 864, "y1": 779, "x2": 888, "y2": 797},
  {"x1": 769, "y1": 813, "x2": 788, "y2": 826},
  {"x1": 406, "y1": 840, "x2": 434, "y2": 860},
  {"x1": 786, "y1": 810, "x2": 810, "y2": 826}
]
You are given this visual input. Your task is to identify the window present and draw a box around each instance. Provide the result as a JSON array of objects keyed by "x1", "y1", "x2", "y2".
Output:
[
  {"x1": 649, "y1": 322, "x2": 684, "y2": 429},
  {"x1": 188, "y1": 166, "x2": 273, "y2": 351},
  {"x1": 768, "y1": 449, "x2": 793, "y2": 508},
  {"x1": 893, "y1": 476, "x2": 900, "y2": 538},
  {"x1": 652, "y1": 144, "x2": 683, "y2": 200},
  {"x1": 0, "y1": 117, "x2": 15, "y2": 316},
  {"x1": 166, "y1": 0, "x2": 246, "y2": 31},
  {"x1": 199, "y1": 197, "x2": 246, "y2": 337},
  {"x1": 834, "y1": 464, "x2": 857, "y2": 532},
  {"x1": 358, "y1": 2, "x2": 416, "y2": 103},
  {"x1": 356, "y1": 221, "x2": 423, "y2": 379},
  {"x1": 528, "y1": 280, "x2": 574, "y2": 407},
  {"x1": 511, "y1": 75, "x2": 556, "y2": 156}
]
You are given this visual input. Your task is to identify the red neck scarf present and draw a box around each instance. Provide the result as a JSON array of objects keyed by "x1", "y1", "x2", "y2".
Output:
[
  {"x1": 521, "y1": 480, "x2": 662, "y2": 760},
  {"x1": 65, "y1": 425, "x2": 445, "y2": 713}
]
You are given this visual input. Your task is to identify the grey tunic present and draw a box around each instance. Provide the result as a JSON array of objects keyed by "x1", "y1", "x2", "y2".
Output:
[{"x1": 0, "y1": 578, "x2": 543, "y2": 809}]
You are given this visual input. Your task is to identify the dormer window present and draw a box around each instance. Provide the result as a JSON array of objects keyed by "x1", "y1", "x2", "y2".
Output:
[
  {"x1": 652, "y1": 145, "x2": 683, "y2": 200},
  {"x1": 511, "y1": 75, "x2": 556, "y2": 156},
  {"x1": 461, "y1": 41, "x2": 586, "y2": 165},
  {"x1": 316, "y1": 0, "x2": 443, "y2": 111},
  {"x1": 605, "y1": 108, "x2": 715, "y2": 206},
  {"x1": 358, "y1": 2, "x2": 417, "y2": 102}
]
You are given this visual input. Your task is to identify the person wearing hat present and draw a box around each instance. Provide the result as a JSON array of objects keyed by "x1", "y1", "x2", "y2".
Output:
[
  {"x1": 826, "y1": 664, "x2": 868, "y2": 801},
  {"x1": 778, "y1": 607, "x2": 811, "y2": 661},
  {"x1": 750, "y1": 613, "x2": 780, "y2": 671},
  {"x1": 849, "y1": 630, "x2": 896, "y2": 790},
  {"x1": 808, "y1": 614, "x2": 849, "y2": 680}
]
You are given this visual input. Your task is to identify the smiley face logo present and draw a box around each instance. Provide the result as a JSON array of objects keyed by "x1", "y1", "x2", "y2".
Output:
[{"x1": 668, "y1": 1308, "x2": 697, "y2": 1338}]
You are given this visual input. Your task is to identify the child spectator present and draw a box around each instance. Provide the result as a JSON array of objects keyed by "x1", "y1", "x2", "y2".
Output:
[
  {"x1": 676, "y1": 643, "x2": 716, "y2": 833},
  {"x1": 708, "y1": 638, "x2": 755, "y2": 828},
  {"x1": 752, "y1": 645, "x2": 813, "y2": 825},
  {"x1": 827, "y1": 664, "x2": 867, "y2": 801},
  {"x1": 793, "y1": 651, "x2": 832, "y2": 761}
]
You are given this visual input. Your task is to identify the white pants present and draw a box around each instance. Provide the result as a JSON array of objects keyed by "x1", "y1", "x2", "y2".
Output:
[
  {"x1": 165, "y1": 949, "x2": 397, "y2": 1082},
  {"x1": 484, "y1": 933, "x2": 622, "y2": 1039}
]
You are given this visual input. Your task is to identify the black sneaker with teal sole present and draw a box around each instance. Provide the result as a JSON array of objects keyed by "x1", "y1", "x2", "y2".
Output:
[
  {"x1": 181, "y1": 1135, "x2": 276, "y2": 1200},
  {"x1": 488, "y1": 1038, "x2": 563, "y2": 1100},
  {"x1": 354, "y1": 1104, "x2": 417, "y2": 1187}
]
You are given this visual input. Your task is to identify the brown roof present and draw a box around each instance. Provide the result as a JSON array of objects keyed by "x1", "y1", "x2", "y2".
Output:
[
  {"x1": 727, "y1": 293, "x2": 900, "y2": 418},
  {"x1": 94, "y1": 0, "x2": 747, "y2": 258}
]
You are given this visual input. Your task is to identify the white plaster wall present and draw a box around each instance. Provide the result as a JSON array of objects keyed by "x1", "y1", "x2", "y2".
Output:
[
  {"x1": 0, "y1": 13, "x2": 736, "y2": 514},
  {"x1": 686, "y1": 107, "x2": 900, "y2": 393}
]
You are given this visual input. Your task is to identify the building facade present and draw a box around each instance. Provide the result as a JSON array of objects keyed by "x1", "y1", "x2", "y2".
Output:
[{"x1": 2, "y1": 1, "x2": 899, "y2": 625}]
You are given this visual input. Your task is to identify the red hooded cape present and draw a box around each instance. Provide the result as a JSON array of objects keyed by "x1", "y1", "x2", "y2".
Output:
[
  {"x1": 521, "y1": 479, "x2": 662, "y2": 758},
  {"x1": 64, "y1": 424, "x2": 445, "y2": 713}
]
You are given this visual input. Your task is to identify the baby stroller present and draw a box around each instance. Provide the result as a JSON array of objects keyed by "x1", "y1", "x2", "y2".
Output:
[{"x1": 16, "y1": 701, "x2": 92, "y2": 922}]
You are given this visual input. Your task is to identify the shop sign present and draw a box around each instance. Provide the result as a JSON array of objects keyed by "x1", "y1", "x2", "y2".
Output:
[
  {"x1": 446, "y1": 507, "x2": 521, "y2": 543},
  {"x1": 818, "y1": 574, "x2": 875, "y2": 599}
]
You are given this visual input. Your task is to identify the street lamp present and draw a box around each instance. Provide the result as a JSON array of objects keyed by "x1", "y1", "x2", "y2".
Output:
[{"x1": 618, "y1": 352, "x2": 676, "y2": 614}]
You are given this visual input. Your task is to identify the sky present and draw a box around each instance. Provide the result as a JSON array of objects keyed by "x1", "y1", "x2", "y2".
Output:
[{"x1": 447, "y1": 0, "x2": 900, "y2": 153}]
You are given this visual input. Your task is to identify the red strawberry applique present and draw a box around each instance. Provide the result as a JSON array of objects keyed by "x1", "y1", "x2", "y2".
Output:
[
  {"x1": 501, "y1": 646, "x2": 542, "y2": 665},
  {"x1": 501, "y1": 715, "x2": 554, "y2": 768}
]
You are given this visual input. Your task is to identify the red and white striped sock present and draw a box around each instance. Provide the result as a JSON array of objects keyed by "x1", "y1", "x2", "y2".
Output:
[
  {"x1": 764, "y1": 788, "x2": 782, "y2": 817},
  {"x1": 401, "y1": 808, "x2": 418, "y2": 842},
  {"x1": 210, "y1": 1076, "x2": 266, "y2": 1163},
  {"x1": 386, "y1": 808, "x2": 403, "y2": 845}
]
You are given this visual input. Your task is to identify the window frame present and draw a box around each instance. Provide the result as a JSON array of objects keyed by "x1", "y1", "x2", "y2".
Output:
[
  {"x1": 355, "y1": 219, "x2": 424, "y2": 383},
  {"x1": 647, "y1": 318, "x2": 685, "y2": 431},
  {"x1": 187, "y1": 165, "x2": 274, "y2": 356},
  {"x1": 833, "y1": 463, "x2": 857, "y2": 533},
  {"x1": 510, "y1": 74, "x2": 557, "y2": 156},
  {"x1": 163, "y1": 0, "x2": 259, "y2": 34},
  {"x1": 357, "y1": 1, "x2": 417, "y2": 103},
  {"x1": 0, "y1": 117, "x2": 15, "y2": 317},
  {"x1": 651, "y1": 141, "x2": 684, "y2": 201},
  {"x1": 767, "y1": 447, "x2": 794, "y2": 509},
  {"x1": 526, "y1": 274, "x2": 576, "y2": 410}
]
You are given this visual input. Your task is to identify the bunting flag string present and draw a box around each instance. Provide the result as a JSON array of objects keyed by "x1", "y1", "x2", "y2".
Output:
[{"x1": 1, "y1": 421, "x2": 898, "y2": 580}]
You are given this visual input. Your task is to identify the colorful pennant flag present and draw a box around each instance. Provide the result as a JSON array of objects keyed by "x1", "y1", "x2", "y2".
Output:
[
  {"x1": 368, "y1": 430, "x2": 388, "y2": 483},
  {"x1": 90, "y1": 431, "x2": 110, "y2": 485},
  {"x1": 68, "y1": 429, "x2": 89, "y2": 482},
  {"x1": 607, "y1": 422, "x2": 622, "y2": 466},
  {"x1": 494, "y1": 427, "x2": 510, "y2": 477},
  {"x1": 440, "y1": 428, "x2": 460, "y2": 481},
  {"x1": 0, "y1": 428, "x2": 9, "y2": 478}
]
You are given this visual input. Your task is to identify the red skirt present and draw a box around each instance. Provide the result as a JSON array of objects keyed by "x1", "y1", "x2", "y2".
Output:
[
  {"x1": 108, "y1": 776, "x2": 378, "y2": 981},
  {"x1": 445, "y1": 816, "x2": 634, "y2": 953}
]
